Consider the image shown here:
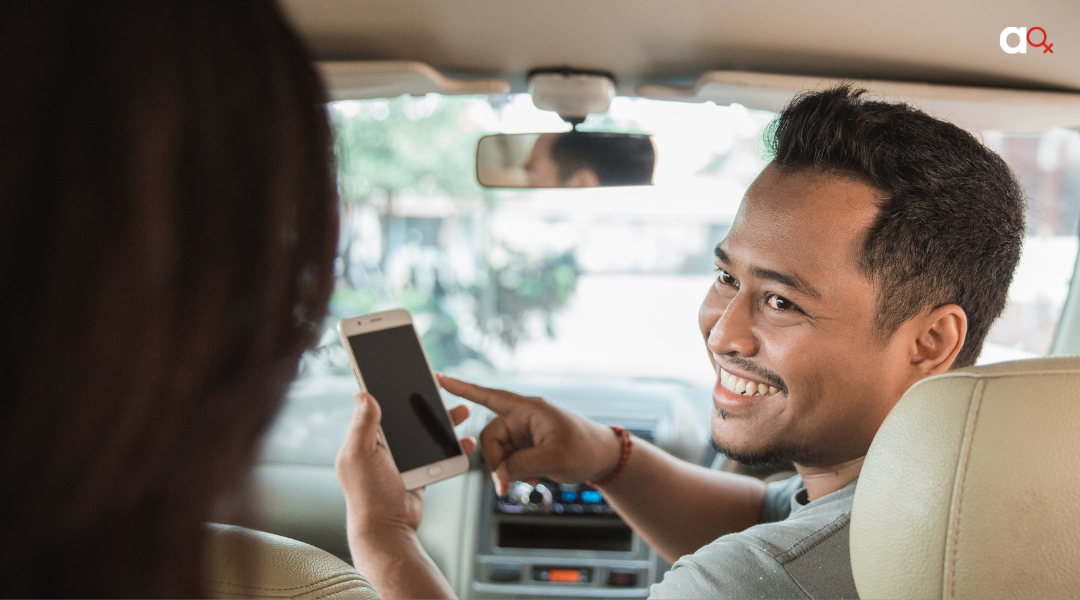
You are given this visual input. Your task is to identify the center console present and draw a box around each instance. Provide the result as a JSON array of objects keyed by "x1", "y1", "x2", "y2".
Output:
[
  {"x1": 445, "y1": 375, "x2": 711, "y2": 599},
  {"x1": 470, "y1": 422, "x2": 667, "y2": 599}
]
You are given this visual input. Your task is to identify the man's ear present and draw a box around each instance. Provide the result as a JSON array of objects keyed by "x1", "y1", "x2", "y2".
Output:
[
  {"x1": 911, "y1": 304, "x2": 968, "y2": 375},
  {"x1": 566, "y1": 168, "x2": 600, "y2": 188}
]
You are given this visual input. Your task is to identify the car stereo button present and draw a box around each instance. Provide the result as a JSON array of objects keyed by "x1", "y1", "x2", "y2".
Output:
[
  {"x1": 608, "y1": 568, "x2": 637, "y2": 587},
  {"x1": 489, "y1": 563, "x2": 522, "y2": 582}
]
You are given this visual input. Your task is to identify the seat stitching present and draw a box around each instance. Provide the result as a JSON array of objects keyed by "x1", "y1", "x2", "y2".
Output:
[
  {"x1": 314, "y1": 584, "x2": 375, "y2": 600},
  {"x1": 944, "y1": 378, "x2": 986, "y2": 600},
  {"x1": 211, "y1": 575, "x2": 359, "y2": 591},
  {"x1": 929, "y1": 369, "x2": 1080, "y2": 380},
  {"x1": 211, "y1": 573, "x2": 365, "y2": 591}
]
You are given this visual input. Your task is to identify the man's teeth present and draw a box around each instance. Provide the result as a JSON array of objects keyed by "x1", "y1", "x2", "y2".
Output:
[{"x1": 720, "y1": 368, "x2": 778, "y2": 397}]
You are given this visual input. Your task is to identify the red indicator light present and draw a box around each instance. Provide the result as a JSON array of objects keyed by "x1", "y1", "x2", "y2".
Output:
[{"x1": 548, "y1": 569, "x2": 582, "y2": 583}]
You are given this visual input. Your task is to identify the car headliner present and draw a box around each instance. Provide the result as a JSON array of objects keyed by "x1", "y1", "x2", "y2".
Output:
[{"x1": 281, "y1": 0, "x2": 1080, "y2": 95}]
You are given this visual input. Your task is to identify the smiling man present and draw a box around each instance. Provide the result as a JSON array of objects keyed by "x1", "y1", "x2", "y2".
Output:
[{"x1": 336, "y1": 86, "x2": 1025, "y2": 599}]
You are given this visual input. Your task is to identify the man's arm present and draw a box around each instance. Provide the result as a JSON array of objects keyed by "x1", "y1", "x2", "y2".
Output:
[
  {"x1": 600, "y1": 436, "x2": 766, "y2": 562},
  {"x1": 438, "y1": 375, "x2": 766, "y2": 563}
]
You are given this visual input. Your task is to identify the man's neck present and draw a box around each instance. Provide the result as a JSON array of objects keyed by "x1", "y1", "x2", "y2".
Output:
[{"x1": 794, "y1": 456, "x2": 864, "y2": 502}]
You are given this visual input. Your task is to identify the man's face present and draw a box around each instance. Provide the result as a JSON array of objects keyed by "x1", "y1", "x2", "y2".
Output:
[
  {"x1": 525, "y1": 134, "x2": 561, "y2": 188},
  {"x1": 525, "y1": 134, "x2": 600, "y2": 188},
  {"x1": 700, "y1": 164, "x2": 916, "y2": 468}
]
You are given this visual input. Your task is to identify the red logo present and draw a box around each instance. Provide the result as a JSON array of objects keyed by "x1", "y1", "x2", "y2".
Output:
[{"x1": 1000, "y1": 27, "x2": 1053, "y2": 54}]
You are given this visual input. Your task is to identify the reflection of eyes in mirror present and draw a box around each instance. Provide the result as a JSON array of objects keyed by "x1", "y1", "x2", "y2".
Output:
[{"x1": 477, "y1": 132, "x2": 655, "y2": 189}]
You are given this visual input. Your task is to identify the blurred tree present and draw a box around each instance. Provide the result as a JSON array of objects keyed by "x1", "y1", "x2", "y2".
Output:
[
  {"x1": 328, "y1": 95, "x2": 488, "y2": 370},
  {"x1": 476, "y1": 245, "x2": 580, "y2": 351},
  {"x1": 332, "y1": 95, "x2": 484, "y2": 285},
  {"x1": 334, "y1": 95, "x2": 482, "y2": 206},
  {"x1": 311, "y1": 95, "x2": 581, "y2": 374}
]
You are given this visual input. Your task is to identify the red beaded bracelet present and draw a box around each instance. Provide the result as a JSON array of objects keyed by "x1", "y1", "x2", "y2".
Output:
[{"x1": 587, "y1": 425, "x2": 633, "y2": 488}]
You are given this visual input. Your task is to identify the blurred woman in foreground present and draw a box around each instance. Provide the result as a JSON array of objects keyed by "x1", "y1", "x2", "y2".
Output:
[{"x1": 0, "y1": 1, "x2": 339, "y2": 595}]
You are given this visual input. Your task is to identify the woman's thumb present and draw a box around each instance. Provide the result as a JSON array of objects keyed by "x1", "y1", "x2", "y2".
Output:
[{"x1": 352, "y1": 392, "x2": 383, "y2": 437}]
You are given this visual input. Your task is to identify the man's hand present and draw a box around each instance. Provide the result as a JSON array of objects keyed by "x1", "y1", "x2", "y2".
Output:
[
  {"x1": 335, "y1": 392, "x2": 475, "y2": 537},
  {"x1": 436, "y1": 374, "x2": 623, "y2": 495}
]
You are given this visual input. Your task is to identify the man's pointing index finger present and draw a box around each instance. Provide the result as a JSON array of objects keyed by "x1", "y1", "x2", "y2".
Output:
[{"x1": 436, "y1": 373, "x2": 520, "y2": 415}]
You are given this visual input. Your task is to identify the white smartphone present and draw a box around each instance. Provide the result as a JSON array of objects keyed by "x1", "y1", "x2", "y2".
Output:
[{"x1": 337, "y1": 309, "x2": 469, "y2": 490}]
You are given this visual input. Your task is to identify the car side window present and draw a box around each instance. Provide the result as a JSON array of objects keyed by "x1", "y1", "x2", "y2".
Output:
[{"x1": 979, "y1": 129, "x2": 1080, "y2": 363}]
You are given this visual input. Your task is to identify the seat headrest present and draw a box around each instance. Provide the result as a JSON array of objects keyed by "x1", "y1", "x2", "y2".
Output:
[
  {"x1": 206, "y1": 523, "x2": 378, "y2": 599},
  {"x1": 850, "y1": 356, "x2": 1080, "y2": 599}
]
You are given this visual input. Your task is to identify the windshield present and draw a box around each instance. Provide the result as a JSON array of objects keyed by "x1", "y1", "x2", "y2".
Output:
[{"x1": 300, "y1": 93, "x2": 1080, "y2": 387}]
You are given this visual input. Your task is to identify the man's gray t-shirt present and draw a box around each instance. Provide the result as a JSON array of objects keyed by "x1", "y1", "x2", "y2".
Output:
[{"x1": 649, "y1": 476, "x2": 858, "y2": 599}]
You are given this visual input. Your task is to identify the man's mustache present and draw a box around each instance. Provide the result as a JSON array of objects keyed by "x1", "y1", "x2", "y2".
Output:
[{"x1": 722, "y1": 356, "x2": 788, "y2": 395}]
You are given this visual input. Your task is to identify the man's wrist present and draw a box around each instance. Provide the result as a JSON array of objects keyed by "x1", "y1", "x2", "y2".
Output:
[
  {"x1": 589, "y1": 426, "x2": 632, "y2": 487},
  {"x1": 588, "y1": 424, "x2": 627, "y2": 483}
]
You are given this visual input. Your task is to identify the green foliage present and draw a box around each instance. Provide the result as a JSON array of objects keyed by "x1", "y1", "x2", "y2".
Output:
[
  {"x1": 420, "y1": 299, "x2": 490, "y2": 371},
  {"x1": 329, "y1": 286, "x2": 379, "y2": 318},
  {"x1": 477, "y1": 245, "x2": 580, "y2": 350},
  {"x1": 312, "y1": 95, "x2": 583, "y2": 373},
  {"x1": 333, "y1": 95, "x2": 485, "y2": 204}
]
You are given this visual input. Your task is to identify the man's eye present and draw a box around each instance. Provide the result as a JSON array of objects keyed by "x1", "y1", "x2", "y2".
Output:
[
  {"x1": 767, "y1": 294, "x2": 795, "y2": 311},
  {"x1": 717, "y1": 268, "x2": 738, "y2": 287}
]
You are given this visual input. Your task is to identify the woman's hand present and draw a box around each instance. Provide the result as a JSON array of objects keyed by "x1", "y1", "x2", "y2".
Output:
[
  {"x1": 335, "y1": 391, "x2": 471, "y2": 599},
  {"x1": 335, "y1": 392, "x2": 476, "y2": 538}
]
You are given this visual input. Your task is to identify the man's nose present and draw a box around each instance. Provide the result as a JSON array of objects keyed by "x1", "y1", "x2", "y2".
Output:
[{"x1": 707, "y1": 291, "x2": 759, "y2": 357}]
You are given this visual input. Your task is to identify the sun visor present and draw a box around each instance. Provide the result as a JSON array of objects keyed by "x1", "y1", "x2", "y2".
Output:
[
  {"x1": 317, "y1": 61, "x2": 510, "y2": 101},
  {"x1": 637, "y1": 71, "x2": 1080, "y2": 132}
]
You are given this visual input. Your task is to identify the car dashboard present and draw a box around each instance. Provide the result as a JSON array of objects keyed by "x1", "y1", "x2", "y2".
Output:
[{"x1": 240, "y1": 373, "x2": 712, "y2": 599}]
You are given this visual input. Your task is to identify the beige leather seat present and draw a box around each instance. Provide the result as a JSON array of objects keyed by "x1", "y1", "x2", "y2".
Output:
[
  {"x1": 207, "y1": 524, "x2": 378, "y2": 599},
  {"x1": 850, "y1": 356, "x2": 1080, "y2": 598}
]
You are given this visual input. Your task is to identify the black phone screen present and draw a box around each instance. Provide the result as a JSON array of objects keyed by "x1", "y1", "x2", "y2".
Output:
[{"x1": 346, "y1": 325, "x2": 462, "y2": 473}]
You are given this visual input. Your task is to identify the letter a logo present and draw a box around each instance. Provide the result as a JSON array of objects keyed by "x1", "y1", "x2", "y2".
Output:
[{"x1": 1000, "y1": 27, "x2": 1027, "y2": 53}]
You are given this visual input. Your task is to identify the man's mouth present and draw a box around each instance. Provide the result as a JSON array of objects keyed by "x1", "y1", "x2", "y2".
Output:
[{"x1": 719, "y1": 367, "x2": 779, "y2": 397}]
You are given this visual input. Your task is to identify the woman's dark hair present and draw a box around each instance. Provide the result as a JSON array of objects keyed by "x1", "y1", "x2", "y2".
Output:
[
  {"x1": 767, "y1": 85, "x2": 1025, "y2": 367},
  {"x1": 0, "y1": 1, "x2": 338, "y2": 596}
]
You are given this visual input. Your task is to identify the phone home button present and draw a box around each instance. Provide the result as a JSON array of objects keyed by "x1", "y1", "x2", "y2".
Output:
[{"x1": 427, "y1": 465, "x2": 443, "y2": 476}]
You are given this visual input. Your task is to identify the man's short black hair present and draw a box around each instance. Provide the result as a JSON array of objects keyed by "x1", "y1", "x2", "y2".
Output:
[
  {"x1": 551, "y1": 132, "x2": 655, "y2": 186},
  {"x1": 766, "y1": 85, "x2": 1025, "y2": 367}
]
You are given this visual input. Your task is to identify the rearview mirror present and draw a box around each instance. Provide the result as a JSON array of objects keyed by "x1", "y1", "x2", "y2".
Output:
[{"x1": 476, "y1": 132, "x2": 655, "y2": 188}]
